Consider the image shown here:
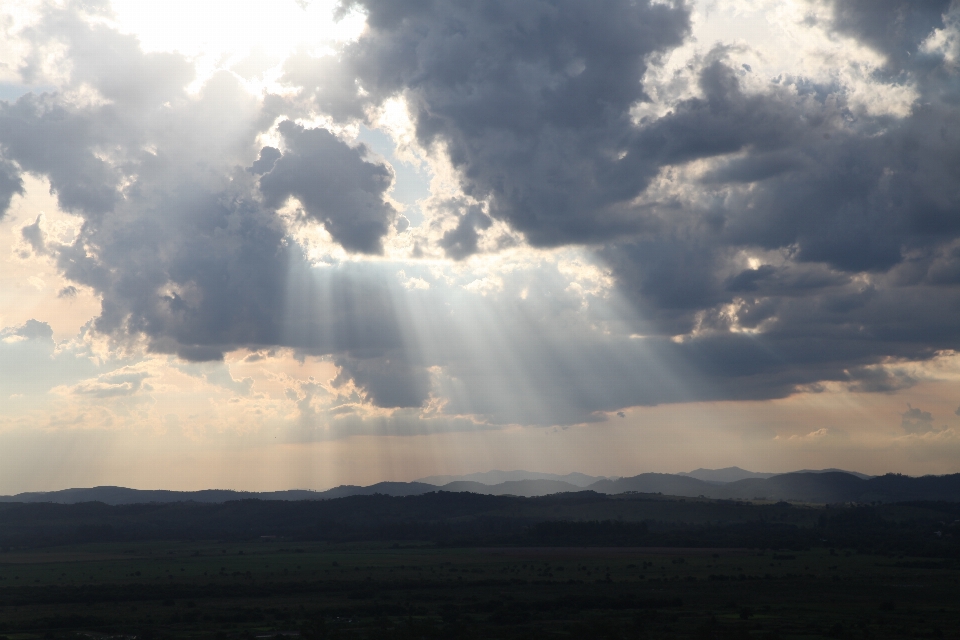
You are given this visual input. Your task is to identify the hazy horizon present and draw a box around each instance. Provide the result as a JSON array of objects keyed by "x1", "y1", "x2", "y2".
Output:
[
  {"x1": 2, "y1": 0, "x2": 960, "y2": 494},
  {"x1": 0, "y1": 464, "x2": 905, "y2": 498},
  {"x1": 0, "y1": 464, "x2": 911, "y2": 497}
]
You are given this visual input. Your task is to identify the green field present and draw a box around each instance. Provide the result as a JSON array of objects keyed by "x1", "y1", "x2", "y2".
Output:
[{"x1": 1, "y1": 539, "x2": 958, "y2": 639}]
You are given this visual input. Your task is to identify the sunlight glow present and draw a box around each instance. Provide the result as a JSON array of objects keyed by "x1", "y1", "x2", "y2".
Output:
[{"x1": 108, "y1": 0, "x2": 365, "y2": 90}]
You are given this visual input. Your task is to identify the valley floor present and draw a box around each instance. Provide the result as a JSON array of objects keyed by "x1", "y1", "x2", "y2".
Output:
[{"x1": 1, "y1": 540, "x2": 958, "y2": 639}]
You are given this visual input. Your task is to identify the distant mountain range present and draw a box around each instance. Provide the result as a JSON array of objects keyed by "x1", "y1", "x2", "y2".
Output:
[
  {"x1": 677, "y1": 466, "x2": 874, "y2": 484},
  {"x1": 677, "y1": 467, "x2": 776, "y2": 483},
  {"x1": 416, "y1": 470, "x2": 612, "y2": 487},
  {"x1": 1, "y1": 468, "x2": 956, "y2": 505}
]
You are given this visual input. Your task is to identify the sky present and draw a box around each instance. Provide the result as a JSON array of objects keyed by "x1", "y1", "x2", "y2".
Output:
[{"x1": 1, "y1": 0, "x2": 960, "y2": 493}]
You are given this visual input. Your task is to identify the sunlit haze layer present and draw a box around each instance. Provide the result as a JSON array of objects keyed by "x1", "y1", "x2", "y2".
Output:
[{"x1": 1, "y1": 0, "x2": 960, "y2": 493}]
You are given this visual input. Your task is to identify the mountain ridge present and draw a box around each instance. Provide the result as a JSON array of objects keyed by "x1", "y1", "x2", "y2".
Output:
[
  {"x1": 677, "y1": 467, "x2": 777, "y2": 483},
  {"x1": 416, "y1": 470, "x2": 611, "y2": 487},
  {"x1": 1, "y1": 469, "x2": 956, "y2": 505}
]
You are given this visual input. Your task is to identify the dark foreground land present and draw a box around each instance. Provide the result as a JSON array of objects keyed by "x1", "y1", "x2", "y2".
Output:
[{"x1": 0, "y1": 491, "x2": 958, "y2": 639}]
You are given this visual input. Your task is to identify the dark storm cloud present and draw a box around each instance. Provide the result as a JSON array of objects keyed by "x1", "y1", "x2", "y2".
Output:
[
  {"x1": 287, "y1": 0, "x2": 691, "y2": 246},
  {"x1": 439, "y1": 204, "x2": 492, "y2": 260},
  {"x1": 725, "y1": 114, "x2": 959, "y2": 272},
  {"x1": 620, "y1": 53, "x2": 960, "y2": 271},
  {"x1": 0, "y1": 94, "x2": 121, "y2": 215},
  {"x1": 259, "y1": 121, "x2": 397, "y2": 254},
  {"x1": 276, "y1": 0, "x2": 960, "y2": 412},
  {"x1": 333, "y1": 351, "x2": 430, "y2": 408},
  {"x1": 830, "y1": 0, "x2": 953, "y2": 71},
  {"x1": 72, "y1": 188, "x2": 292, "y2": 362},
  {"x1": 249, "y1": 146, "x2": 281, "y2": 175},
  {"x1": 594, "y1": 18, "x2": 960, "y2": 398},
  {"x1": 301, "y1": 0, "x2": 960, "y2": 268}
]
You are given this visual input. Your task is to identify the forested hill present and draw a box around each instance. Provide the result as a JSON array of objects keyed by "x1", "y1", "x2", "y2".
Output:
[
  {"x1": 0, "y1": 491, "x2": 958, "y2": 557},
  {"x1": 590, "y1": 472, "x2": 960, "y2": 503}
]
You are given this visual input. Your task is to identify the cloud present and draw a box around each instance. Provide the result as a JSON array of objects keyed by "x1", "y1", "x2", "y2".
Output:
[
  {"x1": 439, "y1": 204, "x2": 493, "y2": 260},
  {"x1": 241, "y1": 349, "x2": 278, "y2": 363},
  {"x1": 3, "y1": 5, "x2": 194, "y2": 216},
  {"x1": 7, "y1": 318, "x2": 52, "y2": 342},
  {"x1": 901, "y1": 403, "x2": 939, "y2": 434},
  {"x1": 259, "y1": 121, "x2": 397, "y2": 254},
  {"x1": 774, "y1": 427, "x2": 850, "y2": 448},
  {"x1": 249, "y1": 146, "x2": 281, "y2": 175},
  {"x1": 72, "y1": 369, "x2": 152, "y2": 398},
  {"x1": 173, "y1": 360, "x2": 254, "y2": 396},
  {"x1": 0, "y1": 158, "x2": 24, "y2": 219},
  {"x1": 829, "y1": 0, "x2": 953, "y2": 71},
  {"x1": 20, "y1": 215, "x2": 46, "y2": 254},
  {"x1": 595, "y1": 30, "x2": 960, "y2": 395},
  {"x1": 0, "y1": 5, "x2": 294, "y2": 364},
  {"x1": 0, "y1": 320, "x2": 98, "y2": 396},
  {"x1": 332, "y1": 351, "x2": 429, "y2": 408}
]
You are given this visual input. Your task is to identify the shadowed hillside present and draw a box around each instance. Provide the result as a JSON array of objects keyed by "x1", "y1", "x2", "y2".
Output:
[{"x1": 0, "y1": 490, "x2": 959, "y2": 557}]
